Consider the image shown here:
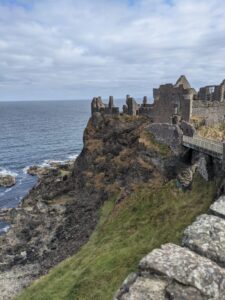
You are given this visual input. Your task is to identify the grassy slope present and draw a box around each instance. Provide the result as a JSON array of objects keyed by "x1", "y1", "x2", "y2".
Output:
[
  {"x1": 17, "y1": 176, "x2": 217, "y2": 300},
  {"x1": 198, "y1": 122, "x2": 225, "y2": 141}
]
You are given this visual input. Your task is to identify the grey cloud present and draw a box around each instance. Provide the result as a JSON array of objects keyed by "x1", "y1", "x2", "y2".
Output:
[{"x1": 0, "y1": 0, "x2": 224, "y2": 101}]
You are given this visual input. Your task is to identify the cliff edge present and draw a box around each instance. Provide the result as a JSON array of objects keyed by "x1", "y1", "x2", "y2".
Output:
[{"x1": 0, "y1": 113, "x2": 221, "y2": 300}]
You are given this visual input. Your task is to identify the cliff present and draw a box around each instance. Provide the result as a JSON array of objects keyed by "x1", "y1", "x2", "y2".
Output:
[{"x1": 0, "y1": 113, "x2": 221, "y2": 299}]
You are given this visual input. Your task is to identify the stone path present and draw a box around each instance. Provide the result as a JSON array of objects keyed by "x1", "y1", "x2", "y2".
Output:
[{"x1": 115, "y1": 195, "x2": 225, "y2": 300}]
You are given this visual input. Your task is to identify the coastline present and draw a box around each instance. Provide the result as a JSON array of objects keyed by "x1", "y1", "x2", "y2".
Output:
[
  {"x1": 0, "y1": 155, "x2": 78, "y2": 228},
  {"x1": 0, "y1": 154, "x2": 81, "y2": 299}
]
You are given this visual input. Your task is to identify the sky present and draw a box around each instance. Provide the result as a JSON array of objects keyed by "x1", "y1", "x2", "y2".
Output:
[{"x1": 0, "y1": 0, "x2": 224, "y2": 101}]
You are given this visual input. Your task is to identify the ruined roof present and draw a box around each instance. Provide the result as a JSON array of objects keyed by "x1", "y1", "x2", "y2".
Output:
[{"x1": 175, "y1": 75, "x2": 192, "y2": 90}]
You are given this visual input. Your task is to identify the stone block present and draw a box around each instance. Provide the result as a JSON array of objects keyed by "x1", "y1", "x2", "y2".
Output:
[
  {"x1": 139, "y1": 243, "x2": 225, "y2": 298},
  {"x1": 182, "y1": 214, "x2": 225, "y2": 267}
]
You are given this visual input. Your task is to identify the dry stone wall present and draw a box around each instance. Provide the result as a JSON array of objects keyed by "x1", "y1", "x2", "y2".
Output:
[
  {"x1": 192, "y1": 101, "x2": 225, "y2": 126},
  {"x1": 115, "y1": 195, "x2": 225, "y2": 300}
]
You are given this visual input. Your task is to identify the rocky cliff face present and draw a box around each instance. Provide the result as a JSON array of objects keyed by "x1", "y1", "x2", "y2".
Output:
[
  {"x1": 0, "y1": 114, "x2": 184, "y2": 299},
  {"x1": 0, "y1": 113, "x2": 220, "y2": 299}
]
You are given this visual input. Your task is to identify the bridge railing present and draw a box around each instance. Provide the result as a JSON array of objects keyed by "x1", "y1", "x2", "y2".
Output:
[{"x1": 182, "y1": 135, "x2": 224, "y2": 156}]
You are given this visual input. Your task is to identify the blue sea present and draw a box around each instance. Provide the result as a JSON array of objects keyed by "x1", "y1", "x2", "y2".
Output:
[{"x1": 0, "y1": 100, "x2": 92, "y2": 233}]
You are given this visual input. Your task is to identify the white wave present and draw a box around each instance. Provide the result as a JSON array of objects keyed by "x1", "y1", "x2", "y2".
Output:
[
  {"x1": 23, "y1": 160, "x2": 52, "y2": 174},
  {"x1": 0, "y1": 168, "x2": 18, "y2": 177},
  {"x1": 0, "y1": 225, "x2": 10, "y2": 234},
  {"x1": 23, "y1": 155, "x2": 79, "y2": 175},
  {"x1": 22, "y1": 166, "x2": 30, "y2": 174},
  {"x1": 3, "y1": 225, "x2": 10, "y2": 232},
  {"x1": 44, "y1": 159, "x2": 64, "y2": 165},
  {"x1": 0, "y1": 186, "x2": 13, "y2": 199},
  {"x1": 68, "y1": 154, "x2": 79, "y2": 161},
  {"x1": 40, "y1": 160, "x2": 52, "y2": 168}
]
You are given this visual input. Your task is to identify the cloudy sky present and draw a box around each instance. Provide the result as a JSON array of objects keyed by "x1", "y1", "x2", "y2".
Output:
[{"x1": 0, "y1": 0, "x2": 224, "y2": 101}]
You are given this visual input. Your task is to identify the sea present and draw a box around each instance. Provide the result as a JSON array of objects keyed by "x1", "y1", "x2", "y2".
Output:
[{"x1": 0, "y1": 100, "x2": 92, "y2": 234}]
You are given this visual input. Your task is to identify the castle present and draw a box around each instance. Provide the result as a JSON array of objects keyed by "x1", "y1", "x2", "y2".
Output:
[{"x1": 91, "y1": 75, "x2": 225, "y2": 126}]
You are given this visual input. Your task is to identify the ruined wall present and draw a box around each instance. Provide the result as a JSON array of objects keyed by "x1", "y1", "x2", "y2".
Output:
[
  {"x1": 197, "y1": 80, "x2": 225, "y2": 102},
  {"x1": 152, "y1": 84, "x2": 192, "y2": 123},
  {"x1": 91, "y1": 96, "x2": 119, "y2": 116},
  {"x1": 126, "y1": 97, "x2": 139, "y2": 116},
  {"x1": 192, "y1": 101, "x2": 225, "y2": 125}
]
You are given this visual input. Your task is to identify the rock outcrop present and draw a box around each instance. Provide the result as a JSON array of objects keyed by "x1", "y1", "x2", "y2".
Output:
[
  {"x1": 0, "y1": 113, "x2": 222, "y2": 299},
  {"x1": 148, "y1": 123, "x2": 183, "y2": 155},
  {"x1": 0, "y1": 174, "x2": 16, "y2": 188},
  {"x1": 0, "y1": 114, "x2": 183, "y2": 299}
]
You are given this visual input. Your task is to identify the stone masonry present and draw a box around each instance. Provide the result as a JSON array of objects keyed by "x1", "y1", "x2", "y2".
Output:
[
  {"x1": 91, "y1": 75, "x2": 225, "y2": 126},
  {"x1": 91, "y1": 96, "x2": 119, "y2": 115},
  {"x1": 115, "y1": 195, "x2": 225, "y2": 300}
]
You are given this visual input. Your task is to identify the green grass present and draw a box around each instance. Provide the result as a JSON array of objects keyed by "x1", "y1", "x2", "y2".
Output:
[
  {"x1": 139, "y1": 131, "x2": 171, "y2": 157},
  {"x1": 17, "y1": 175, "x2": 217, "y2": 300}
]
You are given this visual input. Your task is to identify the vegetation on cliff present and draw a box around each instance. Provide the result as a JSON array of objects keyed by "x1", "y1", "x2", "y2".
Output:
[
  {"x1": 198, "y1": 122, "x2": 225, "y2": 141},
  {"x1": 17, "y1": 175, "x2": 217, "y2": 300}
]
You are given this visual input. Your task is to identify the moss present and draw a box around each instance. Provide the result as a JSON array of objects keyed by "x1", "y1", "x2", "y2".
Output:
[{"x1": 17, "y1": 175, "x2": 217, "y2": 300}]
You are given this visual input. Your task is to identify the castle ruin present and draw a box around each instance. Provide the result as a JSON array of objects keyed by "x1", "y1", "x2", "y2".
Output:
[{"x1": 91, "y1": 76, "x2": 225, "y2": 126}]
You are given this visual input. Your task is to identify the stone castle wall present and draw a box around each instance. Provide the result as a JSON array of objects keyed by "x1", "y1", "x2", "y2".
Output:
[
  {"x1": 192, "y1": 101, "x2": 225, "y2": 125},
  {"x1": 91, "y1": 76, "x2": 225, "y2": 127},
  {"x1": 152, "y1": 83, "x2": 192, "y2": 124}
]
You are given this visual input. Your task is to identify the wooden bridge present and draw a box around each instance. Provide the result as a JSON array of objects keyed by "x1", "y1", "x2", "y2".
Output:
[{"x1": 182, "y1": 135, "x2": 225, "y2": 160}]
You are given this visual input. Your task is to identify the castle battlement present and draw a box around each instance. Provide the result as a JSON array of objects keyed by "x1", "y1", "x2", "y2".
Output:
[{"x1": 91, "y1": 76, "x2": 225, "y2": 126}]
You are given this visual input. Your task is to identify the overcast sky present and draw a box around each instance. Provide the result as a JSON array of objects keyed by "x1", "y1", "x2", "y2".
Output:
[{"x1": 0, "y1": 0, "x2": 224, "y2": 101}]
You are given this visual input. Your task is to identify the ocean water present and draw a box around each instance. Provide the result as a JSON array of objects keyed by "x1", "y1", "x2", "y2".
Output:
[
  {"x1": 0, "y1": 100, "x2": 93, "y2": 233},
  {"x1": 0, "y1": 98, "x2": 126, "y2": 234}
]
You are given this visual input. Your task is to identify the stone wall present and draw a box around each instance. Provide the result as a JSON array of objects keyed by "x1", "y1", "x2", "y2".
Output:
[
  {"x1": 91, "y1": 76, "x2": 225, "y2": 126},
  {"x1": 115, "y1": 195, "x2": 225, "y2": 300},
  {"x1": 192, "y1": 101, "x2": 225, "y2": 125},
  {"x1": 91, "y1": 96, "x2": 119, "y2": 116},
  {"x1": 197, "y1": 80, "x2": 225, "y2": 102},
  {"x1": 151, "y1": 83, "x2": 192, "y2": 123}
]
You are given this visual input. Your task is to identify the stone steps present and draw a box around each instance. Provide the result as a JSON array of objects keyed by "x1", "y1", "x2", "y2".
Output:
[{"x1": 115, "y1": 195, "x2": 225, "y2": 300}]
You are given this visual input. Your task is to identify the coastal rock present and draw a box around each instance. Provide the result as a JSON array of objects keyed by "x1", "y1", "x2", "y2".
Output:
[
  {"x1": 26, "y1": 165, "x2": 59, "y2": 178},
  {"x1": 183, "y1": 214, "x2": 225, "y2": 267},
  {"x1": 209, "y1": 195, "x2": 225, "y2": 219},
  {"x1": 0, "y1": 263, "x2": 40, "y2": 300},
  {"x1": 117, "y1": 276, "x2": 167, "y2": 300},
  {"x1": 148, "y1": 123, "x2": 183, "y2": 155},
  {"x1": 114, "y1": 273, "x2": 138, "y2": 299},
  {"x1": 0, "y1": 174, "x2": 16, "y2": 188},
  {"x1": 26, "y1": 159, "x2": 75, "y2": 180},
  {"x1": 139, "y1": 243, "x2": 225, "y2": 298},
  {"x1": 166, "y1": 281, "x2": 207, "y2": 300}
]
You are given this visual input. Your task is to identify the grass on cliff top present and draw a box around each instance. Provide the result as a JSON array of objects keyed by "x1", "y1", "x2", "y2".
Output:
[
  {"x1": 17, "y1": 175, "x2": 217, "y2": 300},
  {"x1": 198, "y1": 122, "x2": 225, "y2": 141}
]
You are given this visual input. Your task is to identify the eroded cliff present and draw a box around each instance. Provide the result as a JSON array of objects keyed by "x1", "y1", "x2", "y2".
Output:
[{"x1": 0, "y1": 113, "x2": 221, "y2": 300}]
